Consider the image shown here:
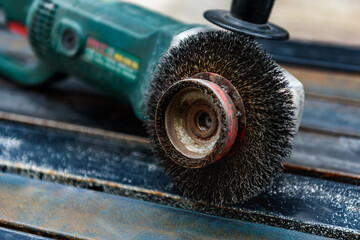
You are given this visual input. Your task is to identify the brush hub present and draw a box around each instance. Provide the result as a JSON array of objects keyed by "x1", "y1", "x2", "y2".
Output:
[{"x1": 155, "y1": 73, "x2": 246, "y2": 168}]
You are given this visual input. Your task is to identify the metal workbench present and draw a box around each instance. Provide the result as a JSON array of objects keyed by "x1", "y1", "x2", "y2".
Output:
[{"x1": 0, "y1": 31, "x2": 359, "y2": 239}]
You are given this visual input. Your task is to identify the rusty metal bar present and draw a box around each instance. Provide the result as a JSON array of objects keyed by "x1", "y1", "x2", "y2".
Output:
[
  {"x1": 291, "y1": 131, "x2": 360, "y2": 177},
  {"x1": 301, "y1": 98, "x2": 360, "y2": 137},
  {"x1": 0, "y1": 173, "x2": 332, "y2": 240},
  {"x1": 260, "y1": 40, "x2": 360, "y2": 74}
]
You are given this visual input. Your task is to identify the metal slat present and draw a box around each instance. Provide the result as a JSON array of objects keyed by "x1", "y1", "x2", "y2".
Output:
[
  {"x1": 259, "y1": 40, "x2": 360, "y2": 73},
  {"x1": 0, "y1": 173, "x2": 331, "y2": 240},
  {"x1": 302, "y1": 98, "x2": 360, "y2": 137},
  {"x1": 284, "y1": 66, "x2": 360, "y2": 102},
  {"x1": 291, "y1": 131, "x2": 360, "y2": 176}
]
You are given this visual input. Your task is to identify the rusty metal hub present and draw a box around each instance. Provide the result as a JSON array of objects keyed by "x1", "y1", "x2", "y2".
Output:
[{"x1": 155, "y1": 73, "x2": 246, "y2": 168}]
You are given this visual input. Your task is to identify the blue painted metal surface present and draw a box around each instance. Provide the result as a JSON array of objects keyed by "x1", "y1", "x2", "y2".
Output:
[
  {"x1": 302, "y1": 98, "x2": 360, "y2": 137},
  {"x1": 0, "y1": 120, "x2": 358, "y2": 238},
  {"x1": 258, "y1": 40, "x2": 360, "y2": 74},
  {"x1": 0, "y1": 227, "x2": 51, "y2": 240},
  {"x1": 0, "y1": 172, "x2": 331, "y2": 240}
]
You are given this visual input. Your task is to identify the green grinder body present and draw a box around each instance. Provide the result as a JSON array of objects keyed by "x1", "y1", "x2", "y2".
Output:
[{"x1": 0, "y1": 0, "x2": 205, "y2": 120}]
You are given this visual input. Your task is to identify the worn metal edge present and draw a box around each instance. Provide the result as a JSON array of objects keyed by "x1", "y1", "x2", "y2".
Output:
[
  {"x1": 283, "y1": 164, "x2": 360, "y2": 186},
  {"x1": 0, "y1": 161, "x2": 358, "y2": 239},
  {"x1": 0, "y1": 219, "x2": 85, "y2": 240},
  {"x1": 0, "y1": 227, "x2": 54, "y2": 240},
  {"x1": 299, "y1": 126, "x2": 360, "y2": 139},
  {"x1": 0, "y1": 111, "x2": 150, "y2": 144}
]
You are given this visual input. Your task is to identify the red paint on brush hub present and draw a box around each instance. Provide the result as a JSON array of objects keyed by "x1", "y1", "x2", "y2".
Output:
[
  {"x1": 205, "y1": 81, "x2": 238, "y2": 162},
  {"x1": 192, "y1": 72, "x2": 246, "y2": 160}
]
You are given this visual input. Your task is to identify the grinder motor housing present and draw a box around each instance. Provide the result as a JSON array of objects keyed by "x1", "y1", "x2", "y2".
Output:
[{"x1": 0, "y1": 0, "x2": 207, "y2": 120}]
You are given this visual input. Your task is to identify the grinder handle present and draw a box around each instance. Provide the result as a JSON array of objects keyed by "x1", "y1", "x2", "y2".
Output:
[
  {"x1": 0, "y1": 1, "x2": 57, "y2": 86},
  {"x1": 0, "y1": 53, "x2": 56, "y2": 86}
]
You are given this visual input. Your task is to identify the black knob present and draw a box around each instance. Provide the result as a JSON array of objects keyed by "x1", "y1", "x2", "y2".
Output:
[
  {"x1": 231, "y1": 0, "x2": 274, "y2": 24},
  {"x1": 204, "y1": 0, "x2": 289, "y2": 40}
]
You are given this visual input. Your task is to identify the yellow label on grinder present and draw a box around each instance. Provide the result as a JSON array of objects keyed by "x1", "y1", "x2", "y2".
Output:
[{"x1": 83, "y1": 37, "x2": 139, "y2": 81}]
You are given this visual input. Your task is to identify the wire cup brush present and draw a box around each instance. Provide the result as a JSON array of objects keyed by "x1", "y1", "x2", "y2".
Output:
[
  {"x1": 147, "y1": 0, "x2": 304, "y2": 205},
  {"x1": 0, "y1": 0, "x2": 304, "y2": 205},
  {"x1": 147, "y1": 31, "x2": 304, "y2": 205}
]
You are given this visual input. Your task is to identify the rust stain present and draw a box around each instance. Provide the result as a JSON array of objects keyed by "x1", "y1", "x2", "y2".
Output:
[
  {"x1": 0, "y1": 159, "x2": 182, "y2": 202},
  {"x1": 283, "y1": 163, "x2": 360, "y2": 185}
]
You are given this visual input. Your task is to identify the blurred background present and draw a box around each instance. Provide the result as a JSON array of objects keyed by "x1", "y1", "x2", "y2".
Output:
[{"x1": 127, "y1": 0, "x2": 360, "y2": 46}]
